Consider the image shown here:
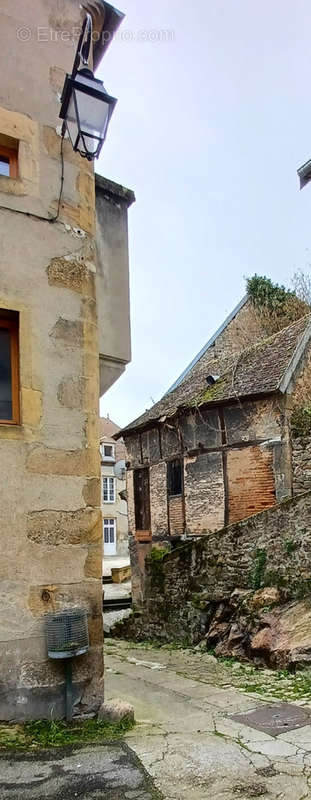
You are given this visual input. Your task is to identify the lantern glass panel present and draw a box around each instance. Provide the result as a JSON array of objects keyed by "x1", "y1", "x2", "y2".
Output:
[
  {"x1": 66, "y1": 94, "x2": 79, "y2": 150},
  {"x1": 75, "y1": 88, "x2": 111, "y2": 150}
]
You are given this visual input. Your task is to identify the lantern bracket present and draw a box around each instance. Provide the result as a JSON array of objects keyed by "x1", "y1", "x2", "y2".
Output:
[
  {"x1": 60, "y1": 12, "x2": 94, "y2": 140},
  {"x1": 73, "y1": 13, "x2": 93, "y2": 78}
]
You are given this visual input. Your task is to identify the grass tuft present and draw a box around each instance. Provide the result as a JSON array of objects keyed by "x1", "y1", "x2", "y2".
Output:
[{"x1": 0, "y1": 716, "x2": 134, "y2": 751}]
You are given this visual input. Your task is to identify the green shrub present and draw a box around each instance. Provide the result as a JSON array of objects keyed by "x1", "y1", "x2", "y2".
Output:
[{"x1": 246, "y1": 275, "x2": 309, "y2": 335}]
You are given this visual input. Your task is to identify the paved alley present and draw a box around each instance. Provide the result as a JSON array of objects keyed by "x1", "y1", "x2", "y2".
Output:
[
  {"x1": 0, "y1": 742, "x2": 158, "y2": 800},
  {"x1": 105, "y1": 639, "x2": 311, "y2": 800}
]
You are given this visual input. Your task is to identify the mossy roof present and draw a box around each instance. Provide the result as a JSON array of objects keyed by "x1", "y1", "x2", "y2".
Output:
[{"x1": 119, "y1": 314, "x2": 311, "y2": 436}]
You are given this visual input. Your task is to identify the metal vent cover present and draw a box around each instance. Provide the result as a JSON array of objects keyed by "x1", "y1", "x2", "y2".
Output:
[
  {"x1": 231, "y1": 703, "x2": 311, "y2": 736},
  {"x1": 46, "y1": 608, "x2": 89, "y2": 659}
]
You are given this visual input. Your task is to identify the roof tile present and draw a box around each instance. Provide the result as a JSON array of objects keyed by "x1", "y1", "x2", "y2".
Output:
[{"x1": 121, "y1": 314, "x2": 311, "y2": 435}]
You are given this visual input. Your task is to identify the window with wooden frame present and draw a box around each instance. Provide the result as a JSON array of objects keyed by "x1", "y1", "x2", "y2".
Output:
[
  {"x1": 134, "y1": 467, "x2": 151, "y2": 541},
  {"x1": 0, "y1": 145, "x2": 18, "y2": 179},
  {"x1": 167, "y1": 458, "x2": 183, "y2": 496},
  {"x1": 103, "y1": 476, "x2": 115, "y2": 503},
  {"x1": 103, "y1": 518, "x2": 116, "y2": 544},
  {"x1": 0, "y1": 311, "x2": 20, "y2": 424}
]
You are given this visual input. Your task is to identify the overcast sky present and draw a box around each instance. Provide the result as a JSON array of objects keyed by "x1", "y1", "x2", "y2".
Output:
[{"x1": 96, "y1": 0, "x2": 311, "y2": 428}]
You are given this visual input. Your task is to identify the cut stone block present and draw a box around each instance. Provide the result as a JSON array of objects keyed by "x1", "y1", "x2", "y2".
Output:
[{"x1": 98, "y1": 698, "x2": 134, "y2": 723}]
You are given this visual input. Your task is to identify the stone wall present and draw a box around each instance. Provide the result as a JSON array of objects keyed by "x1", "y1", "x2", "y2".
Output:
[
  {"x1": 0, "y1": 0, "x2": 132, "y2": 721},
  {"x1": 95, "y1": 176, "x2": 134, "y2": 395},
  {"x1": 150, "y1": 462, "x2": 168, "y2": 537},
  {"x1": 292, "y1": 437, "x2": 311, "y2": 495},
  {"x1": 289, "y1": 341, "x2": 311, "y2": 497},
  {"x1": 115, "y1": 491, "x2": 311, "y2": 657},
  {"x1": 213, "y1": 298, "x2": 265, "y2": 361},
  {"x1": 184, "y1": 451, "x2": 224, "y2": 533},
  {"x1": 290, "y1": 339, "x2": 311, "y2": 411}
]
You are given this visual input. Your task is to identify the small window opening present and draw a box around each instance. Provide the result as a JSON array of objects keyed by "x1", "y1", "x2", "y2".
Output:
[
  {"x1": 167, "y1": 459, "x2": 182, "y2": 497},
  {"x1": 0, "y1": 157, "x2": 9, "y2": 177},
  {"x1": 0, "y1": 145, "x2": 18, "y2": 179},
  {"x1": 0, "y1": 310, "x2": 19, "y2": 424},
  {"x1": 100, "y1": 442, "x2": 115, "y2": 461}
]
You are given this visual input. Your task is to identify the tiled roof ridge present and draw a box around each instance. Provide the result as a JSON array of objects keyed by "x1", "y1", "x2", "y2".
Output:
[
  {"x1": 235, "y1": 313, "x2": 311, "y2": 357},
  {"x1": 166, "y1": 313, "x2": 311, "y2": 408},
  {"x1": 119, "y1": 312, "x2": 311, "y2": 437}
]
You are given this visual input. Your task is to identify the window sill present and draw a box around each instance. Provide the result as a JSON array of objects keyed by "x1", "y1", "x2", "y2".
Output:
[
  {"x1": 0, "y1": 423, "x2": 32, "y2": 442},
  {"x1": 0, "y1": 420, "x2": 21, "y2": 427},
  {"x1": 135, "y1": 530, "x2": 152, "y2": 543}
]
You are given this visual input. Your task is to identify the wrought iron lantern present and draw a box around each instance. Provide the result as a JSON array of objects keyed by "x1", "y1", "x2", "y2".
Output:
[{"x1": 59, "y1": 13, "x2": 117, "y2": 160}]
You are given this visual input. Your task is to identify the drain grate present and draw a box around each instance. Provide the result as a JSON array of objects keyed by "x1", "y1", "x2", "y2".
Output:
[{"x1": 231, "y1": 703, "x2": 311, "y2": 736}]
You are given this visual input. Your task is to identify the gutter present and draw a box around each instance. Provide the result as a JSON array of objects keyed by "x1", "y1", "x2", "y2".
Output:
[
  {"x1": 278, "y1": 320, "x2": 311, "y2": 395},
  {"x1": 115, "y1": 389, "x2": 279, "y2": 440},
  {"x1": 95, "y1": 174, "x2": 135, "y2": 208}
]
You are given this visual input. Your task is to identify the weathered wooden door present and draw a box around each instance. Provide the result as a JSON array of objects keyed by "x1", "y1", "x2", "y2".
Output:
[{"x1": 134, "y1": 468, "x2": 151, "y2": 539}]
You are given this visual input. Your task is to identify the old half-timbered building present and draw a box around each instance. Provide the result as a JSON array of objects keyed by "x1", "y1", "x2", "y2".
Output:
[{"x1": 116, "y1": 296, "x2": 311, "y2": 603}]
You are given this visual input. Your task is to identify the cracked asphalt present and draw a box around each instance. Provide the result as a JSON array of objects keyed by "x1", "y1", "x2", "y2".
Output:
[
  {"x1": 105, "y1": 639, "x2": 311, "y2": 800},
  {"x1": 2, "y1": 641, "x2": 311, "y2": 799},
  {"x1": 0, "y1": 742, "x2": 160, "y2": 799}
]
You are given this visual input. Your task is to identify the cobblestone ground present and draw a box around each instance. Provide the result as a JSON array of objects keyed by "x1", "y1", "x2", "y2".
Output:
[{"x1": 105, "y1": 638, "x2": 311, "y2": 800}]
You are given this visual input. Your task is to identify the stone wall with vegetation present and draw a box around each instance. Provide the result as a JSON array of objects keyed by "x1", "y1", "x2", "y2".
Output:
[
  {"x1": 292, "y1": 437, "x2": 311, "y2": 495},
  {"x1": 114, "y1": 490, "x2": 311, "y2": 668},
  {"x1": 290, "y1": 343, "x2": 311, "y2": 495}
]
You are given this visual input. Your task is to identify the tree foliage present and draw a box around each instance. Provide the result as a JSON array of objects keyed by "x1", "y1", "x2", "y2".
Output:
[
  {"x1": 246, "y1": 274, "x2": 309, "y2": 335},
  {"x1": 291, "y1": 268, "x2": 311, "y2": 306}
]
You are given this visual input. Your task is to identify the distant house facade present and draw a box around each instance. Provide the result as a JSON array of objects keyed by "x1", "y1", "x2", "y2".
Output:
[
  {"x1": 117, "y1": 297, "x2": 311, "y2": 603},
  {"x1": 100, "y1": 417, "x2": 129, "y2": 558}
]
